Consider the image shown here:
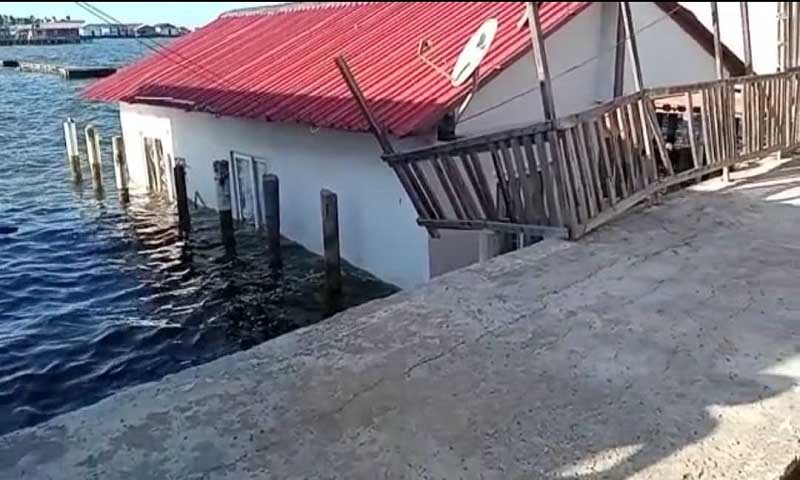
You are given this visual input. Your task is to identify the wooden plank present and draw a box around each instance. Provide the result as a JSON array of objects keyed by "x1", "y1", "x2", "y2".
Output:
[
  {"x1": 462, "y1": 153, "x2": 496, "y2": 219},
  {"x1": 711, "y1": 3, "x2": 724, "y2": 79},
  {"x1": 741, "y1": 2, "x2": 753, "y2": 74},
  {"x1": 526, "y1": 2, "x2": 557, "y2": 120},
  {"x1": 634, "y1": 100, "x2": 658, "y2": 184},
  {"x1": 593, "y1": 120, "x2": 617, "y2": 206},
  {"x1": 574, "y1": 124, "x2": 600, "y2": 216},
  {"x1": 644, "y1": 99, "x2": 675, "y2": 176},
  {"x1": 550, "y1": 130, "x2": 580, "y2": 233},
  {"x1": 533, "y1": 133, "x2": 562, "y2": 226},
  {"x1": 794, "y1": 75, "x2": 800, "y2": 144},
  {"x1": 409, "y1": 162, "x2": 445, "y2": 221},
  {"x1": 621, "y1": 2, "x2": 644, "y2": 91},
  {"x1": 417, "y1": 219, "x2": 569, "y2": 239},
  {"x1": 489, "y1": 144, "x2": 514, "y2": 221},
  {"x1": 442, "y1": 153, "x2": 479, "y2": 219},
  {"x1": 557, "y1": 91, "x2": 645, "y2": 128},
  {"x1": 701, "y1": 88, "x2": 714, "y2": 165},
  {"x1": 583, "y1": 120, "x2": 607, "y2": 208},
  {"x1": 563, "y1": 127, "x2": 591, "y2": 223},
  {"x1": 613, "y1": 3, "x2": 626, "y2": 97},
  {"x1": 383, "y1": 121, "x2": 554, "y2": 164},
  {"x1": 709, "y1": 86, "x2": 723, "y2": 162},
  {"x1": 685, "y1": 92, "x2": 701, "y2": 168},
  {"x1": 431, "y1": 155, "x2": 465, "y2": 220},
  {"x1": 521, "y1": 135, "x2": 547, "y2": 223},
  {"x1": 499, "y1": 142, "x2": 521, "y2": 221},
  {"x1": 510, "y1": 137, "x2": 537, "y2": 223},
  {"x1": 604, "y1": 113, "x2": 629, "y2": 198},
  {"x1": 617, "y1": 104, "x2": 641, "y2": 191}
]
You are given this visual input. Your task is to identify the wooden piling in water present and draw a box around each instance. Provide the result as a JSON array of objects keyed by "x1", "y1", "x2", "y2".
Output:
[
  {"x1": 263, "y1": 174, "x2": 281, "y2": 265},
  {"x1": 173, "y1": 158, "x2": 191, "y2": 235},
  {"x1": 112, "y1": 136, "x2": 130, "y2": 204},
  {"x1": 84, "y1": 125, "x2": 103, "y2": 191},
  {"x1": 320, "y1": 189, "x2": 341, "y2": 294},
  {"x1": 64, "y1": 118, "x2": 81, "y2": 182},
  {"x1": 213, "y1": 160, "x2": 236, "y2": 252}
]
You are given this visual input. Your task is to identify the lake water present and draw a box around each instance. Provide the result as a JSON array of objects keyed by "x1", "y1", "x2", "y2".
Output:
[{"x1": 0, "y1": 39, "x2": 397, "y2": 435}]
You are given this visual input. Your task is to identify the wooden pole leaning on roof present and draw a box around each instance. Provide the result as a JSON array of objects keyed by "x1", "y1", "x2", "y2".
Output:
[
  {"x1": 740, "y1": 2, "x2": 753, "y2": 75},
  {"x1": 334, "y1": 54, "x2": 438, "y2": 238},
  {"x1": 525, "y1": 2, "x2": 557, "y2": 121},
  {"x1": 613, "y1": 3, "x2": 627, "y2": 98},
  {"x1": 620, "y1": 2, "x2": 644, "y2": 92},
  {"x1": 711, "y1": 2, "x2": 731, "y2": 181}
]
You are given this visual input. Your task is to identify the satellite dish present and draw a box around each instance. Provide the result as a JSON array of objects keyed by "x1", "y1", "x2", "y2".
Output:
[{"x1": 451, "y1": 18, "x2": 498, "y2": 87}]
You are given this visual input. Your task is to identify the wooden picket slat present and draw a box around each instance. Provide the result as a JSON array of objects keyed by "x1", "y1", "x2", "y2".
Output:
[
  {"x1": 489, "y1": 144, "x2": 514, "y2": 222},
  {"x1": 462, "y1": 152, "x2": 496, "y2": 220},
  {"x1": 593, "y1": 120, "x2": 617, "y2": 206},
  {"x1": 510, "y1": 137, "x2": 537, "y2": 223},
  {"x1": 442, "y1": 153, "x2": 479, "y2": 219},
  {"x1": 521, "y1": 135, "x2": 547, "y2": 223},
  {"x1": 431, "y1": 155, "x2": 465, "y2": 220}
]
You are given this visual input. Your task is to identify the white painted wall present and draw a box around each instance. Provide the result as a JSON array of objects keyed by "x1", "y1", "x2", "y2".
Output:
[{"x1": 119, "y1": 103, "x2": 431, "y2": 289}]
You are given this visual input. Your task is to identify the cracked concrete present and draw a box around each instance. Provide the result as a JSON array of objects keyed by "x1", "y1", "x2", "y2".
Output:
[{"x1": 2, "y1": 156, "x2": 800, "y2": 479}]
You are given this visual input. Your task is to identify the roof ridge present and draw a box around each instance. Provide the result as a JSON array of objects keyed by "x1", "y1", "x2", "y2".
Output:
[{"x1": 219, "y1": 2, "x2": 369, "y2": 19}]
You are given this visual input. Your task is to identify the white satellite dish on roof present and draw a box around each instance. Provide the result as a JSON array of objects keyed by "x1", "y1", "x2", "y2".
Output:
[{"x1": 451, "y1": 18, "x2": 498, "y2": 87}]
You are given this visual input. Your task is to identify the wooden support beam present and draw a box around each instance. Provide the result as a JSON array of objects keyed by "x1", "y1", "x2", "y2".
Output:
[
  {"x1": 741, "y1": 2, "x2": 753, "y2": 74},
  {"x1": 620, "y1": 2, "x2": 644, "y2": 92},
  {"x1": 710, "y1": 2, "x2": 730, "y2": 180},
  {"x1": 335, "y1": 54, "x2": 438, "y2": 238},
  {"x1": 613, "y1": 3, "x2": 626, "y2": 97},
  {"x1": 711, "y1": 3, "x2": 724, "y2": 79},
  {"x1": 526, "y1": 2, "x2": 557, "y2": 120}
]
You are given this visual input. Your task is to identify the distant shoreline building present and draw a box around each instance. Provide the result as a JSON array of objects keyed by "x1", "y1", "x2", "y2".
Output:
[
  {"x1": 79, "y1": 23, "x2": 186, "y2": 39},
  {"x1": 80, "y1": 23, "x2": 142, "y2": 38},
  {"x1": 1, "y1": 20, "x2": 84, "y2": 45}
]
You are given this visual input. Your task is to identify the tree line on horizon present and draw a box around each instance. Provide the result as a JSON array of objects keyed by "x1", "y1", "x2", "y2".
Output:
[{"x1": 0, "y1": 15, "x2": 74, "y2": 26}]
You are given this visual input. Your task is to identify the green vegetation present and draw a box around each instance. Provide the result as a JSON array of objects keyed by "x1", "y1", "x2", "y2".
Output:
[{"x1": 0, "y1": 15, "x2": 74, "y2": 26}]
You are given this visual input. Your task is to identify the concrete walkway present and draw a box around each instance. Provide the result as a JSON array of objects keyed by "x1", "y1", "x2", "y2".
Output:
[{"x1": 2, "y1": 157, "x2": 800, "y2": 479}]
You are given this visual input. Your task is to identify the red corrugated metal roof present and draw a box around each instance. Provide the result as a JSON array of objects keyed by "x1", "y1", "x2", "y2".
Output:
[{"x1": 85, "y1": 2, "x2": 590, "y2": 136}]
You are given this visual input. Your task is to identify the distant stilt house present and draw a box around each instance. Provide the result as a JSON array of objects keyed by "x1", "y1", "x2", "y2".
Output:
[
  {"x1": 81, "y1": 23, "x2": 143, "y2": 38},
  {"x1": 14, "y1": 21, "x2": 84, "y2": 44},
  {"x1": 84, "y1": 2, "x2": 743, "y2": 288}
]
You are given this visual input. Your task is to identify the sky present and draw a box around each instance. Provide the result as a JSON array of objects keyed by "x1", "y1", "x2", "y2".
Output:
[
  {"x1": 0, "y1": 2, "x2": 784, "y2": 73},
  {"x1": 0, "y1": 2, "x2": 280, "y2": 28}
]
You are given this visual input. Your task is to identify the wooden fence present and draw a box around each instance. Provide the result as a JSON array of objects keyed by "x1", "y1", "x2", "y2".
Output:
[{"x1": 384, "y1": 68, "x2": 800, "y2": 240}]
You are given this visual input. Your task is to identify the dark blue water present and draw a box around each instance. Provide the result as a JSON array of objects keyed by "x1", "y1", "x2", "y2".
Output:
[{"x1": 0, "y1": 39, "x2": 397, "y2": 435}]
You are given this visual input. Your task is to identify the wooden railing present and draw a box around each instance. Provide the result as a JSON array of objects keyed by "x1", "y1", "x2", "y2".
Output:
[{"x1": 384, "y1": 68, "x2": 800, "y2": 240}]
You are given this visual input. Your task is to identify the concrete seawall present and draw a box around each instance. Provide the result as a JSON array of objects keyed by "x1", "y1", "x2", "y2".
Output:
[{"x1": 2, "y1": 157, "x2": 800, "y2": 478}]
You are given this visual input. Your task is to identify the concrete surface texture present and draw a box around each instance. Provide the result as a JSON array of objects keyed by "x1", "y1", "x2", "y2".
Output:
[{"x1": 2, "y1": 157, "x2": 800, "y2": 479}]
